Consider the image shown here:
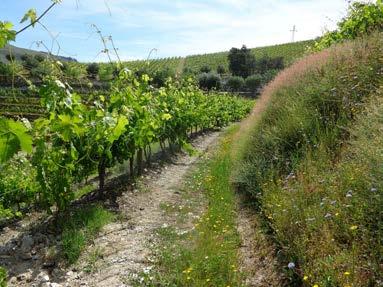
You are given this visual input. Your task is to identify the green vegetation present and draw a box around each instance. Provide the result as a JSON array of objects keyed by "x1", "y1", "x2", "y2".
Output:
[
  {"x1": 184, "y1": 40, "x2": 313, "y2": 74},
  {"x1": 0, "y1": 266, "x2": 6, "y2": 287},
  {"x1": 135, "y1": 125, "x2": 244, "y2": 286},
  {"x1": 237, "y1": 32, "x2": 383, "y2": 286},
  {"x1": 0, "y1": 74, "x2": 252, "y2": 219},
  {"x1": 314, "y1": 1, "x2": 383, "y2": 50},
  {"x1": 60, "y1": 205, "x2": 115, "y2": 264}
]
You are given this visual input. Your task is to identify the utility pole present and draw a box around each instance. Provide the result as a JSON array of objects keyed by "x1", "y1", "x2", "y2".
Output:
[{"x1": 290, "y1": 25, "x2": 297, "y2": 42}]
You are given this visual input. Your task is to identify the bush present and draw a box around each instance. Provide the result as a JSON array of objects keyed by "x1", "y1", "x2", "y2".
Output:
[
  {"x1": 86, "y1": 63, "x2": 99, "y2": 79},
  {"x1": 0, "y1": 153, "x2": 39, "y2": 219},
  {"x1": 5, "y1": 53, "x2": 14, "y2": 62},
  {"x1": 152, "y1": 68, "x2": 174, "y2": 87},
  {"x1": 98, "y1": 64, "x2": 115, "y2": 81},
  {"x1": 225, "y1": 76, "x2": 244, "y2": 91},
  {"x1": 200, "y1": 65, "x2": 212, "y2": 73},
  {"x1": 198, "y1": 73, "x2": 221, "y2": 90},
  {"x1": 183, "y1": 67, "x2": 195, "y2": 76},
  {"x1": 30, "y1": 59, "x2": 61, "y2": 79},
  {"x1": 217, "y1": 64, "x2": 226, "y2": 75},
  {"x1": 245, "y1": 74, "x2": 263, "y2": 92},
  {"x1": 63, "y1": 63, "x2": 87, "y2": 80}
]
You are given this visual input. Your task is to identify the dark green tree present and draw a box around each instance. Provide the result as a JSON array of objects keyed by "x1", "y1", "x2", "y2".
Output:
[{"x1": 228, "y1": 45, "x2": 256, "y2": 78}]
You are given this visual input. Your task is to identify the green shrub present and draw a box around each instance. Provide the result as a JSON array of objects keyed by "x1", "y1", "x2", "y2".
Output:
[
  {"x1": 245, "y1": 74, "x2": 262, "y2": 92},
  {"x1": 0, "y1": 153, "x2": 39, "y2": 219},
  {"x1": 198, "y1": 72, "x2": 221, "y2": 90},
  {"x1": 225, "y1": 76, "x2": 244, "y2": 91},
  {"x1": 200, "y1": 65, "x2": 211, "y2": 73},
  {"x1": 152, "y1": 68, "x2": 174, "y2": 87},
  {"x1": 237, "y1": 32, "x2": 383, "y2": 286},
  {"x1": 217, "y1": 64, "x2": 226, "y2": 75},
  {"x1": 86, "y1": 62, "x2": 99, "y2": 79}
]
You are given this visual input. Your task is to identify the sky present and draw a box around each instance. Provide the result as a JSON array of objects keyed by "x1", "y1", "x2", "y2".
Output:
[{"x1": 0, "y1": 0, "x2": 356, "y2": 62}]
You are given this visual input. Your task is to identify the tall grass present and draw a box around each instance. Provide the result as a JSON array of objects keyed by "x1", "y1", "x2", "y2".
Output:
[{"x1": 237, "y1": 32, "x2": 383, "y2": 286}]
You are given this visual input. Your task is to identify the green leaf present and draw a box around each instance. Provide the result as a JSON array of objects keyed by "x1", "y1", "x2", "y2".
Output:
[{"x1": 20, "y1": 9, "x2": 37, "y2": 27}]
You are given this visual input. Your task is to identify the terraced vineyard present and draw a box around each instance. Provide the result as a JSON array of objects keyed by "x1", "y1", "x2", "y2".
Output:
[{"x1": 120, "y1": 39, "x2": 314, "y2": 75}]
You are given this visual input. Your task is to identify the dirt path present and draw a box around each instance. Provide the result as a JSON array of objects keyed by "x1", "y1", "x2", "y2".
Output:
[
  {"x1": 236, "y1": 194, "x2": 285, "y2": 286},
  {"x1": 69, "y1": 131, "x2": 220, "y2": 287},
  {"x1": 2, "y1": 131, "x2": 221, "y2": 287}
]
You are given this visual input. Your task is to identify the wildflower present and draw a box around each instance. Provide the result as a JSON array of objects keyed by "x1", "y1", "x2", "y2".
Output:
[
  {"x1": 324, "y1": 213, "x2": 332, "y2": 219},
  {"x1": 350, "y1": 225, "x2": 358, "y2": 231},
  {"x1": 344, "y1": 271, "x2": 351, "y2": 276},
  {"x1": 187, "y1": 276, "x2": 191, "y2": 280},
  {"x1": 335, "y1": 212, "x2": 340, "y2": 217},
  {"x1": 313, "y1": 284, "x2": 319, "y2": 287},
  {"x1": 206, "y1": 279, "x2": 211, "y2": 282},
  {"x1": 371, "y1": 187, "x2": 377, "y2": 192},
  {"x1": 303, "y1": 275, "x2": 308, "y2": 281},
  {"x1": 287, "y1": 262, "x2": 295, "y2": 269}
]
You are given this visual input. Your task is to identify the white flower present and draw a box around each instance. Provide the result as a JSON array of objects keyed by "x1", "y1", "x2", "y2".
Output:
[
  {"x1": 287, "y1": 262, "x2": 295, "y2": 269},
  {"x1": 371, "y1": 187, "x2": 378, "y2": 192}
]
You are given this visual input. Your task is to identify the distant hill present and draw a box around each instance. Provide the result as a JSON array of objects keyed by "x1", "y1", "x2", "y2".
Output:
[{"x1": 0, "y1": 44, "x2": 77, "y2": 63}]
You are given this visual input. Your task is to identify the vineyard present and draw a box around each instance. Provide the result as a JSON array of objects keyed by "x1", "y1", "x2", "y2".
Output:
[
  {"x1": 1, "y1": 1, "x2": 382, "y2": 287},
  {"x1": 183, "y1": 40, "x2": 314, "y2": 73},
  {"x1": 0, "y1": 73, "x2": 252, "y2": 218}
]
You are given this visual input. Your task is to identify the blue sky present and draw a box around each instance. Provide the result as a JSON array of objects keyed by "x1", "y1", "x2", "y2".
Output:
[{"x1": 0, "y1": 0, "x2": 355, "y2": 62}]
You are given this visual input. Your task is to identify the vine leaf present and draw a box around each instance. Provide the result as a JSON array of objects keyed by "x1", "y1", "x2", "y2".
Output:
[
  {"x1": 20, "y1": 9, "x2": 37, "y2": 27},
  {"x1": 0, "y1": 118, "x2": 32, "y2": 163}
]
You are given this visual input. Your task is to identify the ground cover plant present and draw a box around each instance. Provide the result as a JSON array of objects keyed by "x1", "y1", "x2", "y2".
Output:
[{"x1": 237, "y1": 31, "x2": 383, "y2": 286}]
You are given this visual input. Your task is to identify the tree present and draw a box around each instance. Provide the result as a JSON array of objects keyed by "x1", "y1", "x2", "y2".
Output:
[
  {"x1": 228, "y1": 45, "x2": 256, "y2": 78},
  {"x1": 86, "y1": 62, "x2": 99, "y2": 79}
]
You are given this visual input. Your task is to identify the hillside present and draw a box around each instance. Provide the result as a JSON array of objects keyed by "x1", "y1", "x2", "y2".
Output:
[
  {"x1": 121, "y1": 39, "x2": 314, "y2": 75},
  {"x1": 0, "y1": 44, "x2": 77, "y2": 63}
]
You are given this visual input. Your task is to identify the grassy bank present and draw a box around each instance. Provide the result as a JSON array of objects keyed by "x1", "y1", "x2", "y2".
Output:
[
  {"x1": 134, "y1": 125, "x2": 246, "y2": 286},
  {"x1": 237, "y1": 32, "x2": 383, "y2": 286}
]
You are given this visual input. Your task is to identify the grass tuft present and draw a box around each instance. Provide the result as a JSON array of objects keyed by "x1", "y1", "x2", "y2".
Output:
[{"x1": 59, "y1": 205, "x2": 115, "y2": 265}]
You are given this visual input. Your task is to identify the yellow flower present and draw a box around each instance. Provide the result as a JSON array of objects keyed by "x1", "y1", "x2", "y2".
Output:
[
  {"x1": 335, "y1": 213, "x2": 339, "y2": 216},
  {"x1": 187, "y1": 276, "x2": 191, "y2": 280},
  {"x1": 349, "y1": 225, "x2": 358, "y2": 231},
  {"x1": 206, "y1": 279, "x2": 211, "y2": 282},
  {"x1": 344, "y1": 271, "x2": 351, "y2": 276},
  {"x1": 303, "y1": 275, "x2": 308, "y2": 281},
  {"x1": 313, "y1": 284, "x2": 319, "y2": 287}
]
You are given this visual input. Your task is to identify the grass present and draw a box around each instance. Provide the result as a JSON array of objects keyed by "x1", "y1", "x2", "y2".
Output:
[
  {"x1": 0, "y1": 267, "x2": 6, "y2": 287},
  {"x1": 132, "y1": 125, "x2": 245, "y2": 286},
  {"x1": 59, "y1": 205, "x2": 115, "y2": 265},
  {"x1": 237, "y1": 32, "x2": 383, "y2": 286}
]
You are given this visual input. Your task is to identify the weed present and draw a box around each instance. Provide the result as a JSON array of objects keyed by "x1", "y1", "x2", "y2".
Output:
[{"x1": 59, "y1": 205, "x2": 115, "y2": 265}]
